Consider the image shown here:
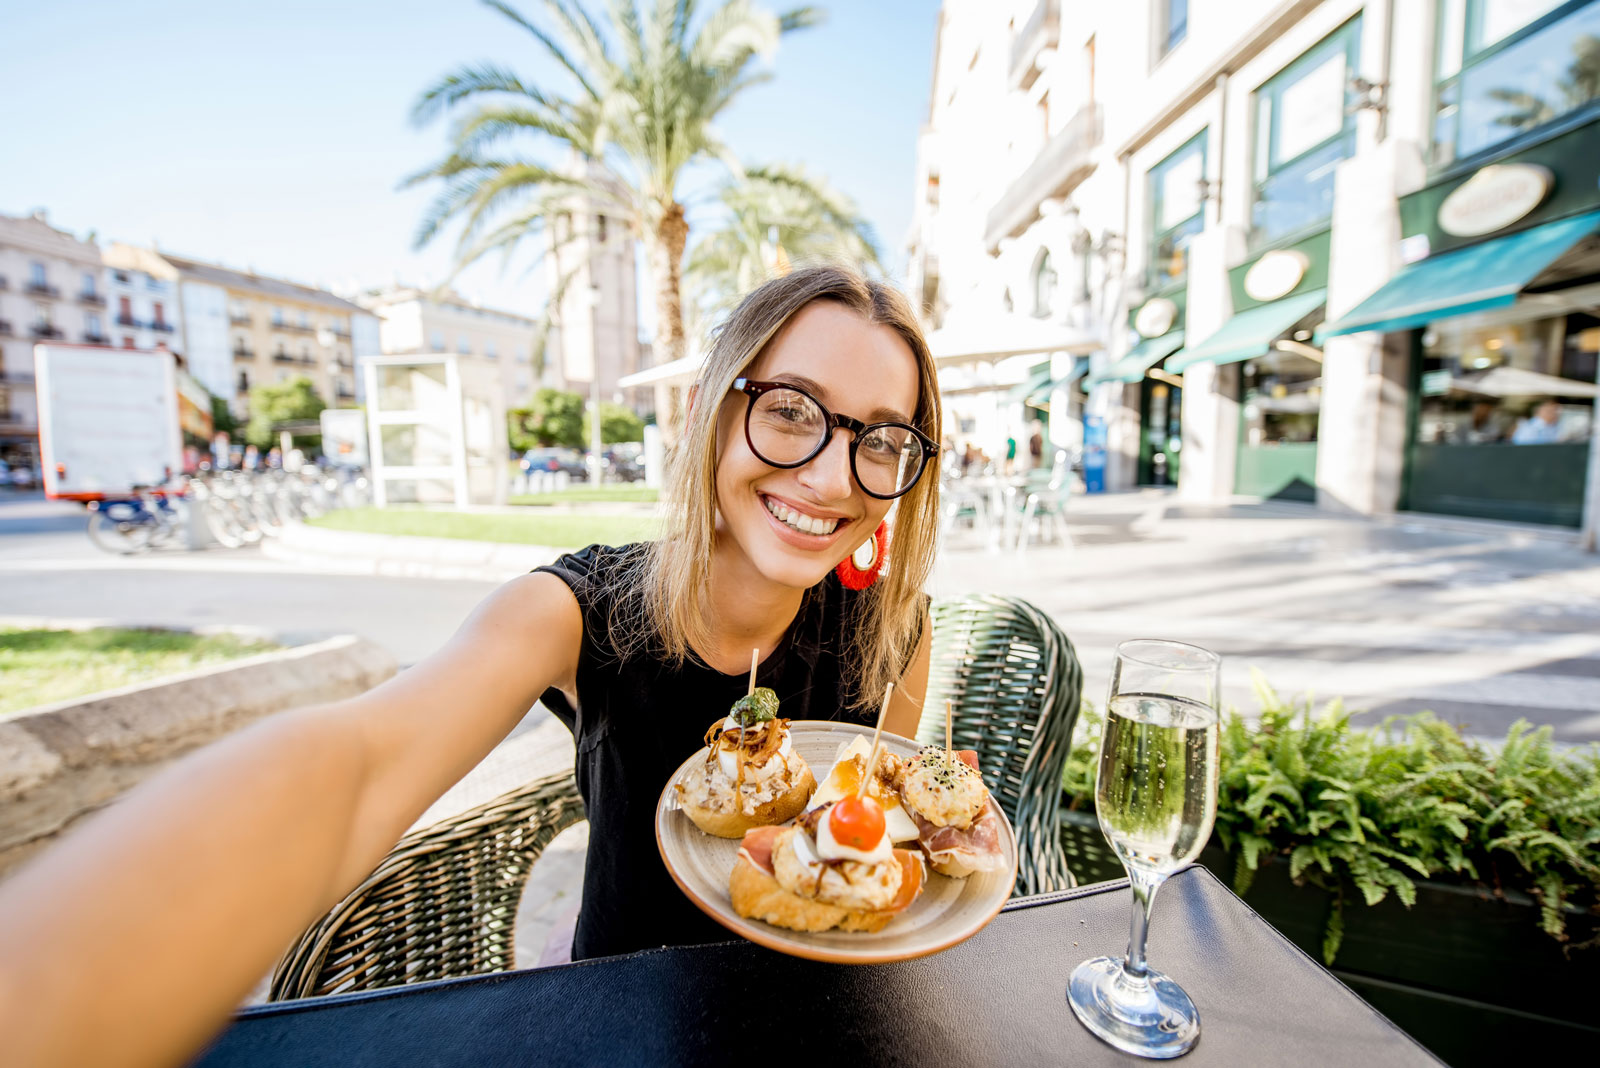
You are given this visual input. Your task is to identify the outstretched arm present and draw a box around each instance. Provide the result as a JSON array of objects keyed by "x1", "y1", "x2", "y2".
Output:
[{"x1": 0, "y1": 571, "x2": 581, "y2": 1068}]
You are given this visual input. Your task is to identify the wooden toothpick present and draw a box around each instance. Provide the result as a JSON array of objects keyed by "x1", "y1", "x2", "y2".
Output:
[
  {"x1": 747, "y1": 647, "x2": 759, "y2": 697},
  {"x1": 858, "y1": 682, "x2": 894, "y2": 801},
  {"x1": 945, "y1": 700, "x2": 954, "y2": 770}
]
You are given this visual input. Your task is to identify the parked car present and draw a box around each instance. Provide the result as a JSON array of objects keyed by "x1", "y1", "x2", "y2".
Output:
[
  {"x1": 604, "y1": 442, "x2": 645, "y2": 483},
  {"x1": 520, "y1": 447, "x2": 589, "y2": 480}
]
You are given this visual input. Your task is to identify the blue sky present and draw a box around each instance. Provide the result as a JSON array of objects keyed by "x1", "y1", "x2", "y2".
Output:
[{"x1": 0, "y1": 0, "x2": 938, "y2": 330}]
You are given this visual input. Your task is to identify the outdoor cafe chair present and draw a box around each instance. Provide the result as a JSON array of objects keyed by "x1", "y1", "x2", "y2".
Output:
[
  {"x1": 1005, "y1": 452, "x2": 1075, "y2": 554},
  {"x1": 269, "y1": 595, "x2": 1085, "y2": 1000},
  {"x1": 917, "y1": 594, "x2": 1084, "y2": 896}
]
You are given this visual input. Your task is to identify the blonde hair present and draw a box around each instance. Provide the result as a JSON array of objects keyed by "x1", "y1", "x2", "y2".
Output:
[{"x1": 616, "y1": 264, "x2": 941, "y2": 711}]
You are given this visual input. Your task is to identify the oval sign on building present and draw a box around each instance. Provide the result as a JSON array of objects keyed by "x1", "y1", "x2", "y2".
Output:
[
  {"x1": 1438, "y1": 164, "x2": 1552, "y2": 237},
  {"x1": 1243, "y1": 250, "x2": 1309, "y2": 302},
  {"x1": 1134, "y1": 297, "x2": 1177, "y2": 338}
]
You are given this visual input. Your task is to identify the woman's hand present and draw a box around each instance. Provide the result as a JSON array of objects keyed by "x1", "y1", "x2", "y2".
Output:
[{"x1": 0, "y1": 572, "x2": 581, "y2": 1068}]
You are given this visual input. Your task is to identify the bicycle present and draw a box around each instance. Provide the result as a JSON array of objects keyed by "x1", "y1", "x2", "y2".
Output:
[{"x1": 85, "y1": 487, "x2": 188, "y2": 555}]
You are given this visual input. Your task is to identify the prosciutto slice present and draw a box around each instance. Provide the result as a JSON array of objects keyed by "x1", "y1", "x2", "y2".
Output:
[
  {"x1": 909, "y1": 750, "x2": 1005, "y2": 872},
  {"x1": 737, "y1": 825, "x2": 785, "y2": 875}
]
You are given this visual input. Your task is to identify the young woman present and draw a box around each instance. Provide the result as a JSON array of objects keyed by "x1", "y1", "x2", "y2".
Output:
[{"x1": 0, "y1": 265, "x2": 942, "y2": 1067}]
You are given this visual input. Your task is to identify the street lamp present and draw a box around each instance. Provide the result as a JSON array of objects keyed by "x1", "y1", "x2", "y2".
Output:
[{"x1": 584, "y1": 282, "x2": 603, "y2": 486}]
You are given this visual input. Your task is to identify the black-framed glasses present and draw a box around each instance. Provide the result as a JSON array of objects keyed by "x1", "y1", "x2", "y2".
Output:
[{"x1": 732, "y1": 378, "x2": 935, "y2": 500}]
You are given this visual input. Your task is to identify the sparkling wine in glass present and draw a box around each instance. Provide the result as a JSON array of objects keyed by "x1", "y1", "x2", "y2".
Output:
[{"x1": 1068, "y1": 639, "x2": 1221, "y2": 1059}]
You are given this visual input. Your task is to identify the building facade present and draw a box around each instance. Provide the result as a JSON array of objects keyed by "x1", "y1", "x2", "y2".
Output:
[
  {"x1": 125, "y1": 251, "x2": 379, "y2": 417},
  {"x1": 0, "y1": 211, "x2": 107, "y2": 474},
  {"x1": 544, "y1": 178, "x2": 646, "y2": 413},
  {"x1": 358, "y1": 286, "x2": 542, "y2": 409},
  {"x1": 912, "y1": 0, "x2": 1600, "y2": 543},
  {"x1": 102, "y1": 244, "x2": 183, "y2": 358}
]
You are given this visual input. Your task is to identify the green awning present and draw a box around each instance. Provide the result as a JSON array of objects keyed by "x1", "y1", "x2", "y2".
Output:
[
  {"x1": 1085, "y1": 331, "x2": 1186, "y2": 387},
  {"x1": 1167, "y1": 289, "x2": 1326, "y2": 373},
  {"x1": 1318, "y1": 209, "x2": 1600, "y2": 340},
  {"x1": 1006, "y1": 366, "x2": 1055, "y2": 402}
]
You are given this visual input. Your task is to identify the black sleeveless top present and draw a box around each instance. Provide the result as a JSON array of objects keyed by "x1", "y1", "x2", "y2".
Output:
[{"x1": 536, "y1": 543, "x2": 913, "y2": 961}]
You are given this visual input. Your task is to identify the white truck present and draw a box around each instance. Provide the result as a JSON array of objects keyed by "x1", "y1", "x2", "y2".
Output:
[{"x1": 34, "y1": 344, "x2": 182, "y2": 500}]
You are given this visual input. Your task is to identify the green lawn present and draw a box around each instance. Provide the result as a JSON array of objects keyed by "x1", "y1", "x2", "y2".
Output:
[
  {"x1": 510, "y1": 486, "x2": 660, "y2": 505},
  {"x1": 0, "y1": 627, "x2": 280, "y2": 718},
  {"x1": 307, "y1": 508, "x2": 660, "y2": 547}
]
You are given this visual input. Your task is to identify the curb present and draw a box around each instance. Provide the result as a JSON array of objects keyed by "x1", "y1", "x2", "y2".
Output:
[
  {"x1": 259, "y1": 520, "x2": 564, "y2": 582},
  {"x1": 0, "y1": 630, "x2": 397, "y2": 878}
]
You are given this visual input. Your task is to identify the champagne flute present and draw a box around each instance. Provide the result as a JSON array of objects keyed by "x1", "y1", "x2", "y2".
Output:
[{"x1": 1068, "y1": 639, "x2": 1221, "y2": 1059}]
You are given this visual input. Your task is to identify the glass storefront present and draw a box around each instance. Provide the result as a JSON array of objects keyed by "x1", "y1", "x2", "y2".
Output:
[
  {"x1": 1408, "y1": 307, "x2": 1597, "y2": 525},
  {"x1": 1138, "y1": 379, "x2": 1182, "y2": 486},
  {"x1": 1237, "y1": 350, "x2": 1323, "y2": 500},
  {"x1": 1148, "y1": 132, "x2": 1208, "y2": 289},
  {"x1": 1433, "y1": 0, "x2": 1600, "y2": 167}
]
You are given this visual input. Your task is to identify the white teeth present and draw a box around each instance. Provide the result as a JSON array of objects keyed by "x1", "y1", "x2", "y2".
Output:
[{"x1": 764, "y1": 496, "x2": 838, "y2": 536}]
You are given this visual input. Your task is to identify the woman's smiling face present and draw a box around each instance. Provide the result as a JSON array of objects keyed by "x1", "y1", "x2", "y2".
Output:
[{"x1": 713, "y1": 300, "x2": 922, "y2": 592}]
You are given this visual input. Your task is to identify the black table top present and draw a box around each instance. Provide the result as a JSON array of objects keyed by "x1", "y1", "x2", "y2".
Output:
[{"x1": 192, "y1": 866, "x2": 1442, "y2": 1067}]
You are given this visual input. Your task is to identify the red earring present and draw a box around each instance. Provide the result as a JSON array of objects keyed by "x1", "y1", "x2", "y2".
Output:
[{"x1": 835, "y1": 521, "x2": 888, "y2": 590}]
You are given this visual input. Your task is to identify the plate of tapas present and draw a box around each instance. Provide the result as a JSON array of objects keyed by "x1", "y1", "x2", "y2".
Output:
[{"x1": 655, "y1": 678, "x2": 1018, "y2": 964}]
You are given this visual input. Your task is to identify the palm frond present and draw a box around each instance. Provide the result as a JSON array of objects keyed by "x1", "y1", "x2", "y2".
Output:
[{"x1": 482, "y1": 0, "x2": 604, "y2": 102}]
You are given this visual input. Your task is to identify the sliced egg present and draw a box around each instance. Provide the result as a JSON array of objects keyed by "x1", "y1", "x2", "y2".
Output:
[
  {"x1": 809, "y1": 736, "x2": 920, "y2": 842},
  {"x1": 815, "y1": 807, "x2": 893, "y2": 864}
]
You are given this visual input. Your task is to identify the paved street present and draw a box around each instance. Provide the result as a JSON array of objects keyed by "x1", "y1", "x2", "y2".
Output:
[{"x1": 4, "y1": 491, "x2": 1599, "y2": 745}]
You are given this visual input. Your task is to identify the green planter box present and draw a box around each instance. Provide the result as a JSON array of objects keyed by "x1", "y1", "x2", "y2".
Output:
[{"x1": 1061, "y1": 811, "x2": 1600, "y2": 1067}]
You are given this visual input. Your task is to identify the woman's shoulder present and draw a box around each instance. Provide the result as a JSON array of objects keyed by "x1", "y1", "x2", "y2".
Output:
[{"x1": 535, "y1": 542, "x2": 651, "y2": 599}]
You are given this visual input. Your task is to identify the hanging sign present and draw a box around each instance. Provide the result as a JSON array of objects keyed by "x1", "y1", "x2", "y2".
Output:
[
  {"x1": 1243, "y1": 250, "x2": 1309, "y2": 302},
  {"x1": 1134, "y1": 297, "x2": 1177, "y2": 338},
  {"x1": 1438, "y1": 164, "x2": 1552, "y2": 237}
]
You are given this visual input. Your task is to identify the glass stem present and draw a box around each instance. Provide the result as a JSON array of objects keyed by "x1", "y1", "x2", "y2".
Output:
[{"x1": 1124, "y1": 869, "x2": 1165, "y2": 980}]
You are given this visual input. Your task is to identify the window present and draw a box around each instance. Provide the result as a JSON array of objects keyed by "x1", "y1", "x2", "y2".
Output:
[
  {"x1": 123, "y1": 338, "x2": 136, "y2": 349},
  {"x1": 1147, "y1": 130, "x2": 1208, "y2": 290},
  {"x1": 298, "y1": 310, "x2": 309, "y2": 329},
  {"x1": 1032, "y1": 250, "x2": 1058, "y2": 319},
  {"x1": 457, "y1": 335, "x2": 471, "y2": 355},
  {"x1": 234, "y1": 335, "x2": 249, "y2": 355},
  {"x1": 153, "y1": 301, "x2": 166, "y2": 326},
  {"x1": 35, "y1": 303, "x2": 52, "y2": 327},
  {"x1": 118, "y1": 296, "x2": 133, "y2": 322},
  {"x1": 238, "y1": 371, "x2": 250, "y2": 393},
  {"x1": 112, "y1": 270, "x2": 131, "y2": 285},
  {"x1": 1433, "y1": 0, "x2": 1600, "y2": 167},
  {"x1": 86, "y1": 313, "x2": 102, "y2": 336},
  {"x1": 271, "y1": 306, "x2": 284, "y2": 326},
  {"x1": 596, "y1": 214, "x2": 608, "y2": 243},
  {"x1": 485, "y1": 340, "x2": 498, "y2": 359},
  {"x1": 1251, "y1": 19, "x2": 1362, "y2": 246},
  {"x1": 430, "y1": 331, "x2": 445, "y2": 351},
  {"x1": 1158, "y1": 0, "x2": 1188, "y2": 58},
  {"x1": 1241, "y1": 351, "x2": 1323, "y2": 446},
  {"x1": 146, "y1": 276, "x2": 165, "y2": 292},
  {"x1": 81, "y1": 272, "x2": 98, "y2": 297},
  {"x1": 29, "y1": 262, "x2": 46, "y2": 287}
]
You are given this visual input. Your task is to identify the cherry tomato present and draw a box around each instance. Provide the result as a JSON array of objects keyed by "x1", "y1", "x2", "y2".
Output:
[{"x1": 828, "y1": 797, "x2": 886, "y2": 851}]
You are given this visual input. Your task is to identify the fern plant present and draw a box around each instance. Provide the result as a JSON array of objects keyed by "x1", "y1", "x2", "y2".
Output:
[{"x1": 1062, "y1": 673, "x2": 1600, "y2": 963}]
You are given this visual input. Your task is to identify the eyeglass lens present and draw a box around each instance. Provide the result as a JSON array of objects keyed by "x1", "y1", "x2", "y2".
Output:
[{"x1": 748, "y1": 387, "x2": 924, "y2": 497}]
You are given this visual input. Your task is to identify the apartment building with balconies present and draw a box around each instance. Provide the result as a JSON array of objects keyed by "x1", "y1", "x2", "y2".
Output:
[
  {"x1": 0, "y1": 211, "x2": 107, "y2": 473},
  {"x1": 358, "y1": 286, "x2": 542, "y2": 410},
  {"x1": 116, "y1": 250, "x2": 378, "y2": 417},
  {"x1": 102, "y1": 243, "x2": 182, "y2": 356}
]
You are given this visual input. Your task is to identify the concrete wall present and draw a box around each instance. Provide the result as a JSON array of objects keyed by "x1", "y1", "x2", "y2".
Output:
[{"x1": 0, "y1": 634, "x2": 396, "y2": 879}]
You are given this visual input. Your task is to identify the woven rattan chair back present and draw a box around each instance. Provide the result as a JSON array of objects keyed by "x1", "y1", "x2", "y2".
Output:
[
  {"x1": 268, "y1": 770, "x2": 585, "y2": 1001},
  {"x1": 917, "y1": 594, "x2": 1083, "y2": 896}
]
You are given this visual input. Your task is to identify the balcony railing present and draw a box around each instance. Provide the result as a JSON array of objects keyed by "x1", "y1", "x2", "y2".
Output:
[
  {"x1": 78, "y1": 291, "x2": 106, "y2": 306},
  {"x1": 233, "y1": 348, "x2": 255, "y2": 360},
  {"x1": 151, "y1": 320, "x2": 174, "y2": 333},
  {"x1": 1, "y1": 370, "x2": 37, "y2": 385},
  {"x1": 1009, "y1": 0, "x2": 1059, "y2": 91},
  {"x1": 330, "y1": 327, "x2": 351, "y2": 339},
  {"x1": 30, "y1": 324, "x2": 64, "y2": 339},
  {"x1": 336, "y1": 387, "x2": 357, "y2": 400},
  {"x1": 83, "y1": 332, "x2": 109, "y2": 344},
  {"x1": 26, "y1": 282, "x2": 60, "y2": 299},
  {"x1": 272, "y1": 353, "x2": 295, "y2": 363},
  {"x1": 116, "y1": 314, "x2": 139, "y2": 327},
  {"x1": 230, "y1": 313, "x2": 253, "y2": 325},
  {"x1": 984, "y1": 104, "x2": 1102, "y2": 252},
  {"x1": 279, "y1": 321, "x2": 316, "y2": 334}
]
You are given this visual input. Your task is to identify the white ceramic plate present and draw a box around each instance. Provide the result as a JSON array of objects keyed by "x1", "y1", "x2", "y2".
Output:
[{"x1": 655, "y1": 720, "x2": 1019, "y2": 964}]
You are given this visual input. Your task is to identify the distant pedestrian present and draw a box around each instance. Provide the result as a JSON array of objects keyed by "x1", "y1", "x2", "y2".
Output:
[
  {"x1": 1511, "y1": 399, "x2": 1563, "y2": 444},
  {"x1": 242, "y1": 444, "x2": 260, "y2": 471}
]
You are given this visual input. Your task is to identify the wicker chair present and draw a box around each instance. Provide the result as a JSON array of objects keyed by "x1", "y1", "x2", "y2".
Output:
[
  {"x1": 916, "y1": 594, "x2": 1084, "y2": 896},
  {"x1": 269, "y1": 595, "x2": 1083, "y2": 1000},
  {"x1": 268, "y1": 771, "x2": 585, "y2": 1001}
]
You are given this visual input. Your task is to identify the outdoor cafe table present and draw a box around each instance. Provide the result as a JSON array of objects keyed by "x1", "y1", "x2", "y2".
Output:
[{"x1": 191, "y1": 866, "x2": 1442, "y2": 1067}]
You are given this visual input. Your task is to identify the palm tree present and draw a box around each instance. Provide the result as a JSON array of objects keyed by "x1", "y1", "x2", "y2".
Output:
[
  {"x1": 683, "y1": 162, "x2": 882, "y2": 334},
  {"x1": 406, "y1": 0, "x2": 822, "y2": 396}
]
